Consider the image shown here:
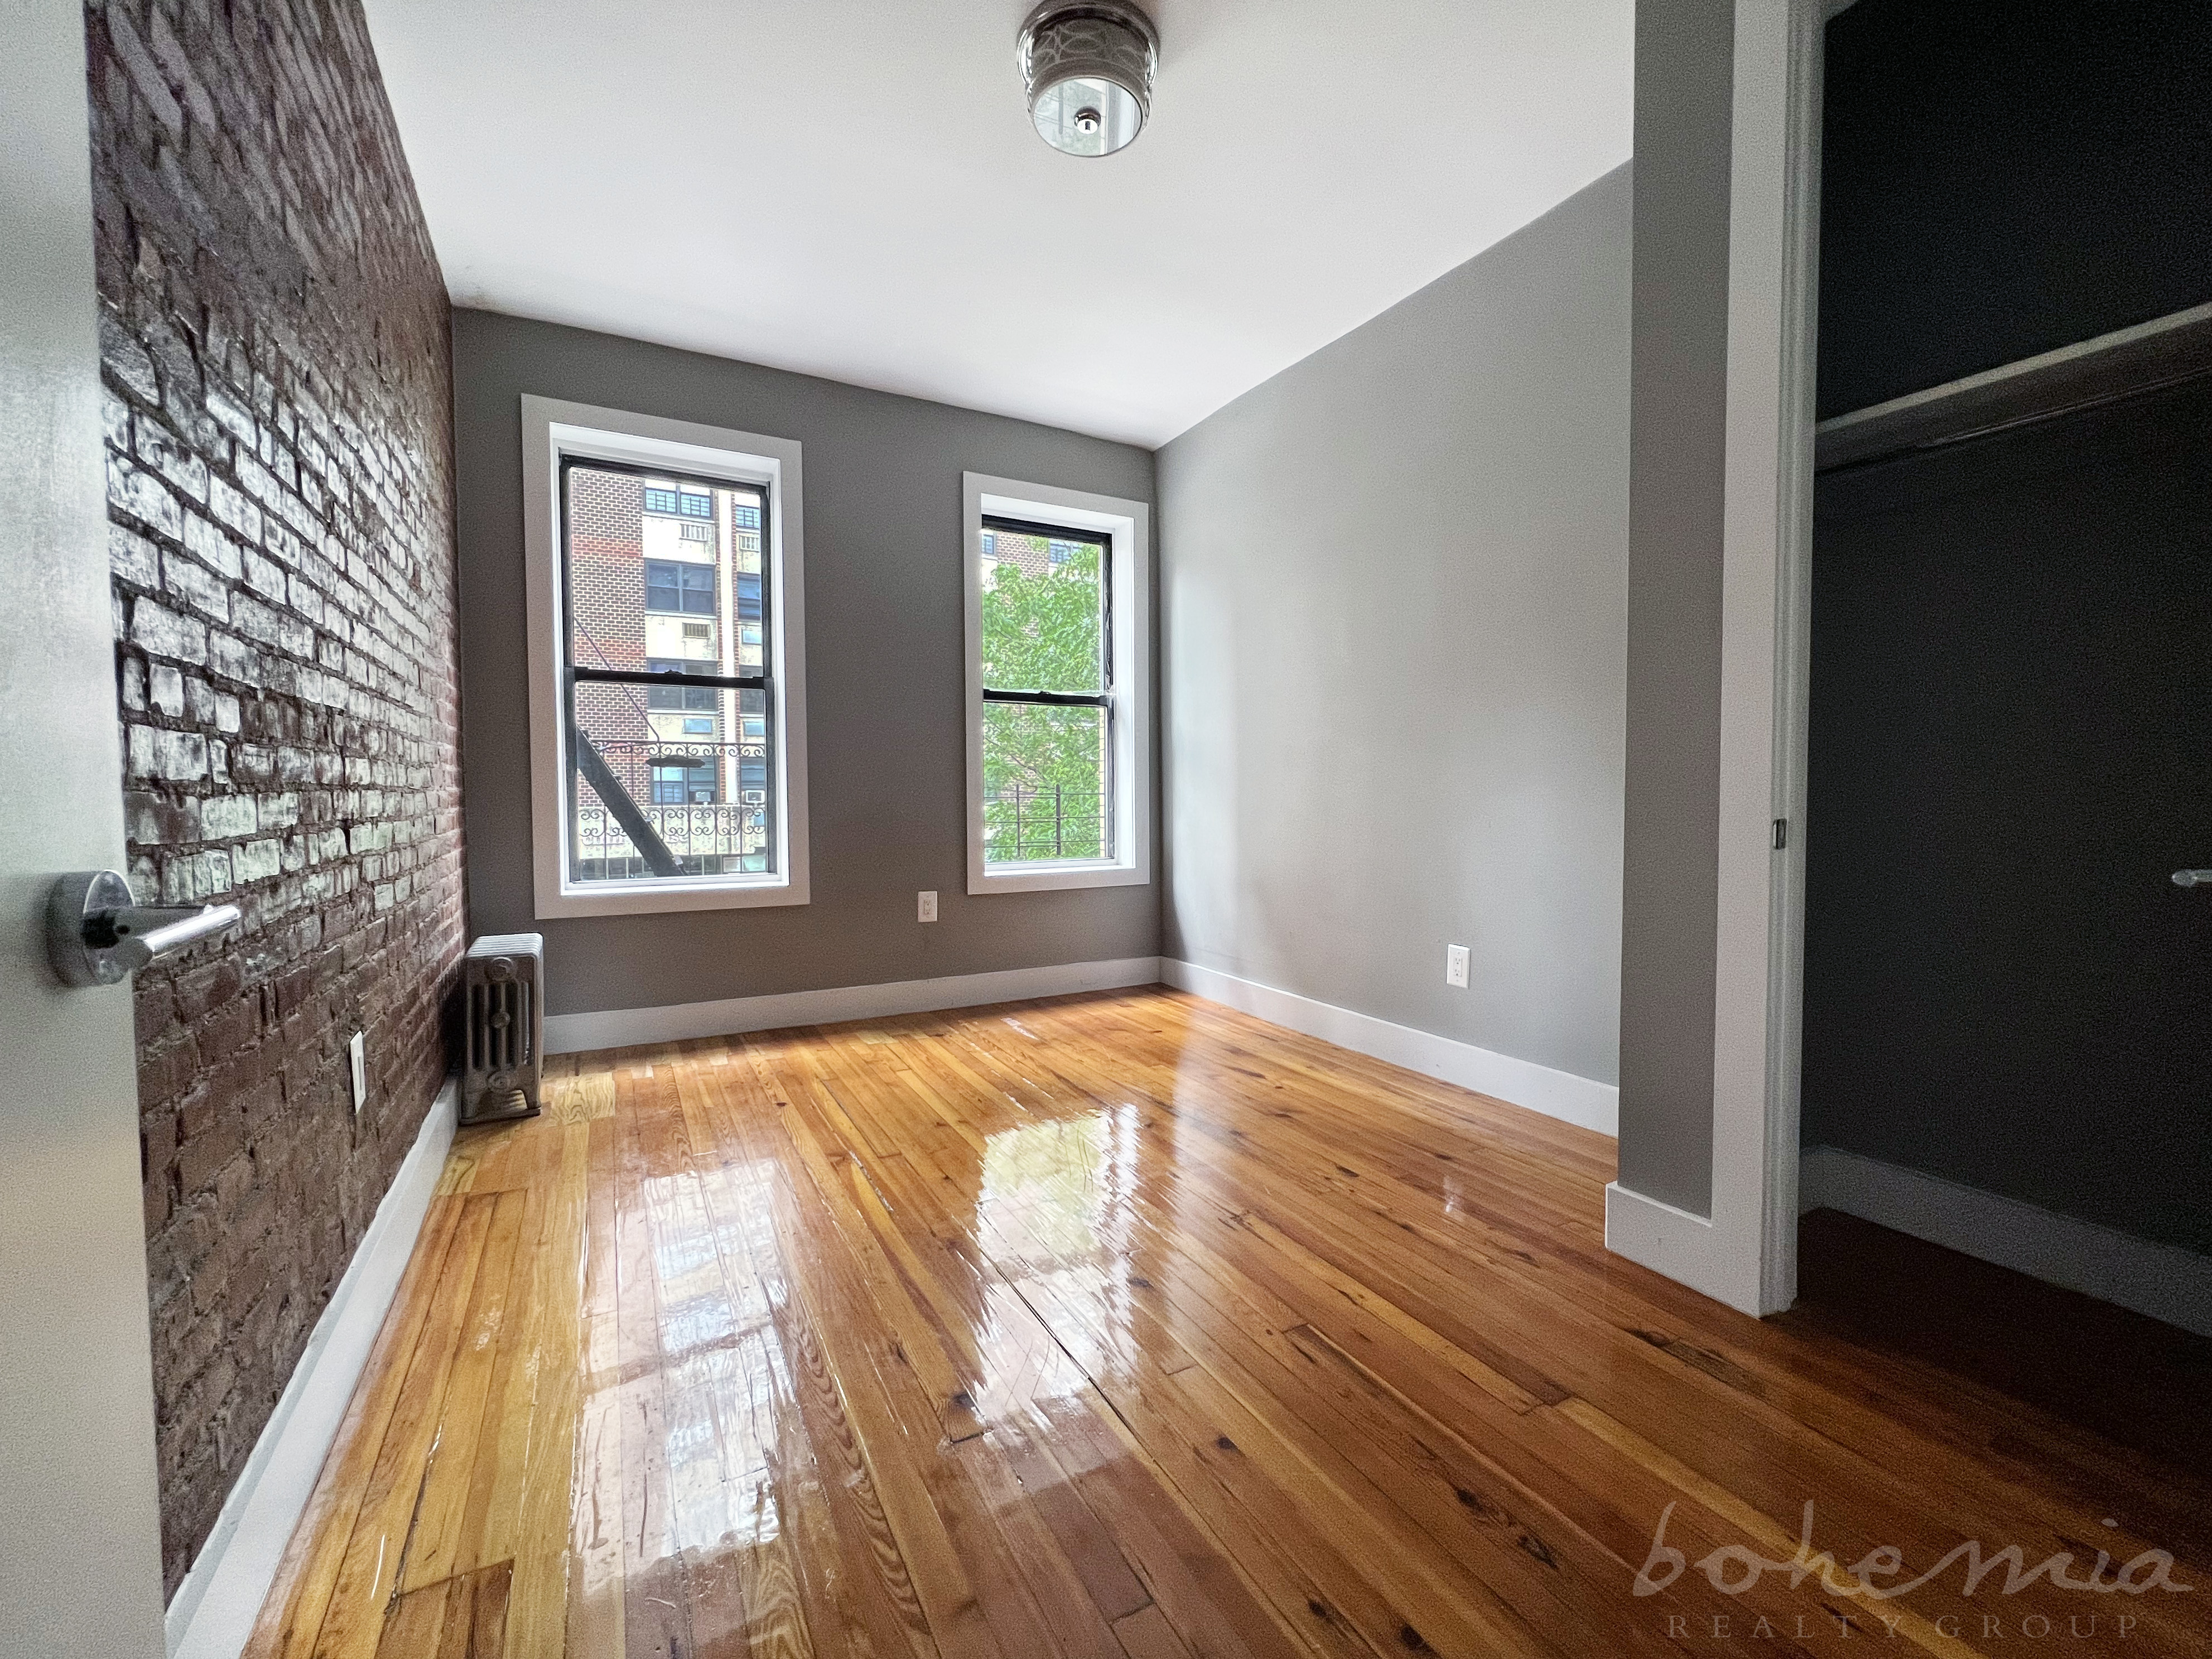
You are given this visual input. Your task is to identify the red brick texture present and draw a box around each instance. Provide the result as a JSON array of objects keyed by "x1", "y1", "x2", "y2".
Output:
[
  {"x1": 567, "y1": 466, "x2": 657, "y2": 801},
  {"x1": 84, "y1": 0, "x2": 465, "y2": 1594}
]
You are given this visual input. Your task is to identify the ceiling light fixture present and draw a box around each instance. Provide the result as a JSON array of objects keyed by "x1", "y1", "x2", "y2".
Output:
[{"x1": 1018, "y1": 1, "x2": 1159, "y2": 158}]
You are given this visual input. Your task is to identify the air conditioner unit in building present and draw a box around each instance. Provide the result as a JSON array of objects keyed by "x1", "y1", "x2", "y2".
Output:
[{"x1": 462, "y1": 932, "x2": 543, "y2": 1126}]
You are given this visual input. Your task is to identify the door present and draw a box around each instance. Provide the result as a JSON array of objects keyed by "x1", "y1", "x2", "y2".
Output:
[{"x1": 0, "y1": 2, "x2": 170, "y2": 1653}]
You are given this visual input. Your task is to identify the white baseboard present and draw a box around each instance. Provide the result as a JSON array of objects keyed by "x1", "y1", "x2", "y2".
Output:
[
  {"x1": 166, "y1": 1078, "x2": 458, "y2": 1659},
  {"x1": 1800, "y1": 1145, "x2": 2212, "y2": 1340},
  {"x1": 1602, "y1": 1179, "x2": 1772, "y2": 1316},
  {"x1": 1159, "y1": 958, "x2": 1618, "y2": 1137},
  {"x1": 542, "y1": 956, "x2": 1166, "y2": 1054}
]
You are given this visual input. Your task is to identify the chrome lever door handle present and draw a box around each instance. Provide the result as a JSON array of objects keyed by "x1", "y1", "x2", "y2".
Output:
[
  {"x1": 46, "y1": 870, "x2": 242, "y2": 986},
  {"x1": 2175, "y1": 870, "x2": 2212, "y2": 889}
]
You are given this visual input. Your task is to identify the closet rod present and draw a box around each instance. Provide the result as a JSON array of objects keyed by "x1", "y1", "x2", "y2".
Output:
[{"x1": 1815, "y1": 298, "x2": 2212, "y2": 472}]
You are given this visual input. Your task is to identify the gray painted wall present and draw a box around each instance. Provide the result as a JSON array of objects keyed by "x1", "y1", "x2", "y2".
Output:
[
  {"x1": 1616, "y1": 0, "x2": 1736, "y2": 1214},
  {"x1": 452, "y1": 311, "x2": 1157, "y2": 1016},
  {"x1": 1156, "y1": 165, "x2": 1631, "y2": 1090}
]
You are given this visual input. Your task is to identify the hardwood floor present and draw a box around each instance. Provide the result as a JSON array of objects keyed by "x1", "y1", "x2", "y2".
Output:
[
  {"x1": 245, "y1": 987, "x2": 2210, "y2": 1657},
  {"x1": 1788, "y1": 1208, "x2": 2212, "y2": 1546}
]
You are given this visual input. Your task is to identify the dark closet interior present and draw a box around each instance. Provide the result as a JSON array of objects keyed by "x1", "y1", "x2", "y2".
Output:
[{"x1": 1798, "y1": 0, "x2": 2212, "y2": 1295}]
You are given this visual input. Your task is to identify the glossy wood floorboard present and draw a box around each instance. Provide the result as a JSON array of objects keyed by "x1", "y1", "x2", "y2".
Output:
[{"x1": 245, "y1": 987, "x2": 2210, "y2": 1658}]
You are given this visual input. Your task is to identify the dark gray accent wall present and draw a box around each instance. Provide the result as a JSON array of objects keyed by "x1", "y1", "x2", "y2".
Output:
[
  {"x1": 1805, "y1": 0, "x2": 2212, "y2": 1255},
  {"x1": 1156, "y1": 165, "x2": 1631, "y2": 1090},
  {"x1": 1803, "y1": 382, "x2": 2212, "y2": 1255},
  {"x1": 452, "y1": 311, "x2": 1157, "y2": 1016},
  {"x1": 1818, "y1": 0, "x2": 2212, "y2": 421},
  {"x1": 1617, "y1": 0, "x2": 1736, "y2": 1214}
]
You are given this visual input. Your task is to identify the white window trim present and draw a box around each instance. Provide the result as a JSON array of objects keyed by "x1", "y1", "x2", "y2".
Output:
[
  {"x1": 963, "y1": 472, "x2": 1151, "y2": 895},
  {"x1": 521, "y1": 395, "x2": 808, "y2": 918}
]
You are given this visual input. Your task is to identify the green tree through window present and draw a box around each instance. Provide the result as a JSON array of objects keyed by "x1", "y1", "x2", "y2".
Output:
[{"x1": 980, "y1": 532, "x2": 1109, "y2": 861}]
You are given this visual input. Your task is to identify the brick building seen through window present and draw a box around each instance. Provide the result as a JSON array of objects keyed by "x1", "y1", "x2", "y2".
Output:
[{"x1": 565, "y1": 464, "x2": 772, "y2": 879}]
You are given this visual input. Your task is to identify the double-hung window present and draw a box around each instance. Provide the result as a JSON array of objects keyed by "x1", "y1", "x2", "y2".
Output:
[
  {"x1": 963, "y1": 474, "x2": 1150, "y2": 893},
  {"x1": 522, "y1": 398, "x2": 808, "y2": 917}
]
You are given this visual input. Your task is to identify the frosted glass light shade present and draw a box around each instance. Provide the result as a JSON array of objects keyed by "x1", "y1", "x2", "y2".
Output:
[
  {"x1": 1018, "y1": 2, "x2": 1158, "y2": 158},
  {"x1": 1032, "y1": 75, "x2": 1144, "y2": 157}
]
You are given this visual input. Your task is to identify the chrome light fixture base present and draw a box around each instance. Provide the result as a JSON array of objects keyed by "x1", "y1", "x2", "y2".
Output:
[{"x1": 1018, "y1": 0, "x2": 1159, "y2": 157}]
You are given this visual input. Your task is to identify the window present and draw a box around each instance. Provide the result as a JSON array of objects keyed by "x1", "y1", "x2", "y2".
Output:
[
  {"x1": 979, "y1": 518, "x2": 1111, "y2": 862},
  {"x1": 522, "y1": 396, "x2": 808, "y2": 917},
  {"x1": 570, "y1": 469, "x2": 767, "y2": 881},
  {"x1": 963, "y1": 473, "x2": 1150, "y2": 894},
  {"x1": 650, "y1": 759, "x2": 718, "y2": 804},
  {"x1": 643, "y1": 484, "x2": 715, "y2": 520},
  {"x1": 644, "y1": 559, "x2": 716, "y2": 615},
  {"x1": 644, "y1": 658, "x2": 717, "y2": 711}
]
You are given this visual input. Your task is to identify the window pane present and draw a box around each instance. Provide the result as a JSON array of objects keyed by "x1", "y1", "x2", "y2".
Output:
[
  {"x1": 650, "y1": 759, "x2": 716, "y2": 804},
  {"x1": 643, "y1": 560, "x2": 717, "y2": 616},
  {"x1": 643, "y1": 483, "x2": 712, "y2": 519},
  {"x1": 731, "y1": 499, "x2": 765, "y2": 672},
  {"x1": 568, "y1": 680, "x2": 775, "y2": 882},
  {"x1": 980, "y1": 524, "x2": 1105, "y2": 695},
  {"x1": 564, "y1": 461, "x2": 775, "y2": 884},
  {"x1": 982, "y1": 702, "x2": 1108, "y2": 863},
  {"x1": 643, "y1": 659, "x2": 718, "y2": 711},
  {"x1": 568, "y1": 465, "x2": 767, "y2": 676}
]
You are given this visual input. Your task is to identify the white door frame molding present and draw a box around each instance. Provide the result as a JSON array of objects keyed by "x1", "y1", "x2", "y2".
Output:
[{"x1": 1607, "y1": 0, "x2": 1824, "y2": 1318}]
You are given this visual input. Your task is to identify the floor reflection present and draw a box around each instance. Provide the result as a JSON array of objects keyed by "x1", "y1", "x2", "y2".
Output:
[
  {"x1": 975, "y1": 1101, "x2": 1143, "y2": 1397},
  {"x1": 626, "y1": 1156, "x2": 794, "y2": 1587}
]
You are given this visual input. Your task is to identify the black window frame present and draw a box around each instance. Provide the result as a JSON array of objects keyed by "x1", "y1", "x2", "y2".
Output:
[
  {"x1": 979, "y1": 513, "x2": 1115, "y2": 862},
  {"x1": 559, "y1": 455, "x2": 777, "y2": 880}
]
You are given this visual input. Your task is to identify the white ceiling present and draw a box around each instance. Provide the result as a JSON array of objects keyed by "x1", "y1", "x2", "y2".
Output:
[{"x1": 364, "y1": 1, "x2": 1632, "y2": 448}]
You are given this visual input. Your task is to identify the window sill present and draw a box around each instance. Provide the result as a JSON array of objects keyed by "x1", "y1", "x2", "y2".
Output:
[
  {"x1": 968, "y1": 860, "x2": 1148, "y2": 896},
  {"x1": 537, "y1": 872, "x2": 808, "y2": 919}
]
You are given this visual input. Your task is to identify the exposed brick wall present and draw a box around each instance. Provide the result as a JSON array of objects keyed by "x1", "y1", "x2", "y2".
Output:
[{"x1": 84, "y1": 0, "x2": 465, "y2": 1594}]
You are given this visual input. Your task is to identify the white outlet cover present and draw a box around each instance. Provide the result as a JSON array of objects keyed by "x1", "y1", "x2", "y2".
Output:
[
  {"x1": 349, "y1": 1031, "x2": 366, "y2": 1113},
  {"x1": 918, "y1": 890, "x2": 938, "y2": 922},
  {"x1": 1445, "y1": 944, "x2": 1471, "y2": 988}
]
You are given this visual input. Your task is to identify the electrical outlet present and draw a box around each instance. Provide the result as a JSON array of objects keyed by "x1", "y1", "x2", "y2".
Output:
[
  {"x1": 349, "y1": 1031, "x2": 366, "y2": 1115},
  {"x1": 1445, "y1": 944, "x2": 1470, "y2": 989},
  {"x1": 918, "y1": 890, "x2": 938, "y2": 923}
]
